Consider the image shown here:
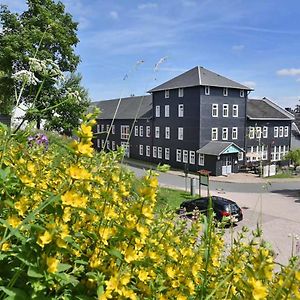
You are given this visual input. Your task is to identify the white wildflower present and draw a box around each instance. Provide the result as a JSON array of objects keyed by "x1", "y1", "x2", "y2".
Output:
[
  {"x1": 66, "y1": 88, "x2": 81, "y2": 103},
  {"x1": 12, "y1": 70, "x2": 40, "y2": 85}
]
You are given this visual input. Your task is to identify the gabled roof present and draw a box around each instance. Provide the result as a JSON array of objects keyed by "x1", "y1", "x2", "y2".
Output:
[
  {"x1": 197, "y1": 141, "x2": 244, "y2": 156},
  {"x1": 148, "y1": 66, "x2": 252, "y2": 92},
  {"x1": 247, "y1": 97, "x2": 295, "y2": 120},
  {"x1": 91, "y1": 95, "x2": 152, "y2": 120}
]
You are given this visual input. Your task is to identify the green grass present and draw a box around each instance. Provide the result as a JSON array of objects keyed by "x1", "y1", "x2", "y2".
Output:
[
  {"x1": 268, "y1": 172, "x2": 297, "y2": 179},
  {"x1": 156, "y1": 187, "x2": 196, "y2": 210}
]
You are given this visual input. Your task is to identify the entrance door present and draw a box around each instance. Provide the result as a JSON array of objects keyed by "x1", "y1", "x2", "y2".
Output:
[
  {"x1": 121, "y1": 142, "x2": 130, "y2": 158},
  {"x1": 222, "y1": 156, "x2": 232, "y2": 175}
]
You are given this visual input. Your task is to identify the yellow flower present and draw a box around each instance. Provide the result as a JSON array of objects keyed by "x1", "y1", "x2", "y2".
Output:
[
  {"x1": 249, "y1": 278, "x2": 268, "y2": 300},
  {"x1": 80, "y1": 124, "x2": 93, "y2": 138},
  {"x1": 61, "y1": 190, "x2": 88, "y2": 208},
  {"x1": 295, "y1": 271, "x2": 300, "y2": 281},
  {"x1": 37, "y1": 231, "x2": 52, "y2": 248},
  {"x1": 46, "y1": 256, "x2": 59, "y2": 273},
  {"x1": 77, "y1": 141, "x2": 93, "y2": 157},
  {"x1": 69, "y1": 165, "x2": 91, "y2": 180},
  {"x1": 166, "y1": 266, "x2": 176, "y2": 279},
  {"x1": 7, "y1": 216, "x2": 21, "y2": 228},
  {"x1": 1, "y1": 242, "x2": 11, "y2": 251},
  {"x1": 149, "y1": 177, "x2": 158, "y2": 188},
  {"x1": 120, "y1": 273, "x2": 131, "y2": 286},
  {"x1": 138, "y1": 269, "x2": 149, "y2": 282}
]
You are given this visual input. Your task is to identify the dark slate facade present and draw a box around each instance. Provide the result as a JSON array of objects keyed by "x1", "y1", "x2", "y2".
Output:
[
  {"x1": 0, "y1": 115, "x2": 11, "y2": 127},
  {"x1": 92, "y1": 67, "x2": 294, "y2": 176}
]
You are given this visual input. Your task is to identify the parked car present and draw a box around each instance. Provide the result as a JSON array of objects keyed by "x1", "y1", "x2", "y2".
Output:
[{"x1": 179, "y1": 196, "x2": 243, "y2": 223}]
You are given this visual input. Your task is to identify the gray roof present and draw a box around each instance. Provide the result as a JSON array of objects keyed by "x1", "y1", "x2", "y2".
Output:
[
  {"x1": 91, "y1": 95, "x2": 152, "y2": 120},
  {"x1": 148, "y1": 66, "x2": 252, "y2": 92},
  {"x1": 247, "y1": 98, "x2": 295, "y2": 120},
  {"x1": 197, "y1": 141, "x2": 243, "y2": 156}
]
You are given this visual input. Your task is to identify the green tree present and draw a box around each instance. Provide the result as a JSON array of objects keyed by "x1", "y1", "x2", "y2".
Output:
[
  {"x1": 285, "y1": 149, "x2": 300, "y2": 171},
  {"x1": 0, "y1": 0, "x2": 87, "y2": 131}
]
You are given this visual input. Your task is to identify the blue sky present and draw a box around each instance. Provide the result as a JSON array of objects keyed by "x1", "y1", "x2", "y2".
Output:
[{"x1": 3, "y1": 0, "x2": 300, "y2": 108}]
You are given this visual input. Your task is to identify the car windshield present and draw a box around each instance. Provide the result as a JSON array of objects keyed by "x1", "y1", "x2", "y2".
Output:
[{"x1": 227, "y1": 203, "x2": 239, "y2": 214}]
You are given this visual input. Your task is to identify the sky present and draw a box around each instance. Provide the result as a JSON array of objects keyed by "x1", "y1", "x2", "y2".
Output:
[{"x1": 2, "y1": 0, "x2": 300, "y2": 108}]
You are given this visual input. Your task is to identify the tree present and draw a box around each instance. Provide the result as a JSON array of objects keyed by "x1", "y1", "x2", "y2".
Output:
[
  {"x1": 0, "y1": 0, "x2": 88, "y2": 132},
  {"x1": 285, "y1": 149, "x2": 300, "y2": 171}
]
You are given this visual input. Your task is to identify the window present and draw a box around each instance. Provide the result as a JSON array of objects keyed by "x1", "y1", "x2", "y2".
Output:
[
  {"x1": 279, "y1": 126, "x2": 284, "y2": 137},
  {"x1": 165, "y1": 105, "x2": 170, "y2": 117},
  {"x1": 249, "y1": 127, "x2": 254, "y2": 139},
  {"x1": 139, "y1": 145, "x2": 143, "y2": 155},
  {"x1": 101, "y1": 140, "x2": 105, "y2": 148},
  {"x1": 240, "y1": 90, "x2": 244, "y2": 97},
  {"x1": 134, "y1": 126, "x2": 138, "y2": 136},
  {"x1": 223, "y1": 104, "x2": 229, "y2": 117},
  {"x1": 212, "y1": 104, "x2": 218, "y2": 117},
  {"x1": 146, "y1": 126, "x2": 151, "y2": 137},
  {"x1": 274, "y1": 127, "x2": 279, "y2": 138},
  {"x1": 176, "y1": 149, "x2": 182, "y2": 162},
  {"x1": 139, "y1": 126, "x2": 143, "y2": 137},
  {"x1": 223, "y1": 87, "x2": 228, "y2": 96},
  {"x1": 262, "y1": 145, "x2": 268, "y2": 160},
  {"x1": 178, "y1": 104, "x2": 184, "y2": 117},
  {"x1": 97, "y1": 139, "x2": 100, "y2": 148},
  {"x1": 153, "y1": 146, "x2": 157, "y2": 158},
  {"x1": 165, "y1": 90, "x2": 169, "y2": 98},
  {"x1": 256, "y1": 127, "x2": 261, "y2": 139},
  {"x1": 107, "y1": 140, "x2": 110, "y2": 149},
  {"x1": 146, "y1": 146, "x2": 150, "y2": 157},
  {"x1": 121, "y1": 125, "x2": 130, "y2": 139},
  {"x1": 178, "y1": 88, "x2": 184, "y2": 97},
  {"x1": 211, "y1": 128, "x2": 218, "y2": 141},
  {"x1": 97, "y1": 124, "x2": 100, "y2": 133},
  {"x1": 112, "y1": 141, "x2": 115, "y2": 150},
  {"x1": 205, "y1": 86, "x2": 210, "y2": 95},
  {"x1": 155, "y1": 105, "x2": 160, "y2": 117},
  {"x1": 183, "y1": 150, "x2": 188, "y2": 163},
  {"x1": 263, "y1": 126, "x2": 268, "y2": 138},
  {"x1": 238, "y1": 152, "x2": 243, "y2": 161},
  {"x1": 106, "y1": 124, "x2": 110, "y2": 132},
  {"x1": 233, "y1": 105, "x2": 238, "y2": 117},
  {"x1": 232, "y1": 127, "x2": 238, "y2": 140},
  {"x1": 112, "y1": 125, "x2": 115, "y2": 134},
  {"x1": 165, "y1": 127, "x2": 170, "y2": 139},
  {"x1": 101, "y1": 124, "x2": 104, "y2": 132},
  {"x1": 155, "y1": 126, "x2": 160, "y2": 138},
  {"x1": 189, "y1": 151, "x2": 195, "y2": 164},
  {"x1": 284, "y1": 126, "x2": 289, "y2": 137},
  {"x1": 199, "y1": 153, "x2": 204, "y2": 166},
  {"x1": 165, "y1": 148, "x2": 170, "y2": 160},
  {"x1": 222, "y1": 128, "x2": 228, "y2": 140},
  {"x1": 158, "y1": 147, "x2": 162, "y2": 159},
  {"x1": 178, "y1": 127, "x2": 183, "y2": 140}
]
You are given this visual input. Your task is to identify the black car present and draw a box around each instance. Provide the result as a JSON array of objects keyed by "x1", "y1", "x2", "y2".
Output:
[{"x1": 179, "y1": 196, "x2": 243, "y2": 223}]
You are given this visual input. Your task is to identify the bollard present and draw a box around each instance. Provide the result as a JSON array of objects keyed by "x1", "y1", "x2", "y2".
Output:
[{"x1": 190, "y1": 177, "x2": 196, "y2": 196}]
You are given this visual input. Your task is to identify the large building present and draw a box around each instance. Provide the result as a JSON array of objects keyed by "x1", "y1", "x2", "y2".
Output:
[{"x1": 92, "y1": 67, "x2": 294, "y2": 176}]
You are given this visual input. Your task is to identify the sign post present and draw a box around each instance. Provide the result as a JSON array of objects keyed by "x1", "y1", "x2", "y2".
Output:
[{"x1": 197, "y1": 169, "x2": 211, "y2": 197}]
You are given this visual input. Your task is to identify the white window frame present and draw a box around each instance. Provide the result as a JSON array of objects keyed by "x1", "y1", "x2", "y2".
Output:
[
  {"x1": 97, "y1": 138, "x2": 100, "y2": 148},
  {"x1": 233, "y1": 105, "x2": 238, "y2": 117},
  {"x1": 279, "y1": 126, "x2": 284, "y2": 137},
  {"x1": 263, "y1": 126, "x2": 268, "y2": 138},
  {"x1": 178, "y1": 104, "x2": 184, "y2": 117},
  {"x1": 238, "y1": 152, "x2": 243, "y2": 161},
  {"x1": 211, "y1": 128, "x2": 218, "y2": 141},
  {"x1": 212, "y1": 104, "x2": 218, "y2": 117},
  {"x1": 139, "y1": 145, "x2": 143, "y2": 155},
  {"x1": 183, "y1": 150, "x2": 188, "y2": 163},
  {"x1": 134, "y1": 126, "x2": 138, "y2": 136},
  {"x1": 165, "y1": 105, "x2": 170, "y2": 117},
  {"x1": 240, "y1": 90, "x2": 244, "y2": 97},
  {"x1": 205, "y1": 86, "x2": 210, "y2": 95},
  {"x1": 121, "y1": 125, "x2": 130, "y2": 140},
  {"x1": 223, "y1": 104, "x2": 229, "y2": 117},
  {"x1": 101, "y1": 140, "x2": 105, "y2": 148},
  {"x1": 165, "y1": 127, "x2": 170, "y2": 139},
  {"x1": 176, "y1": 149, "x2": 182, "y2": 162},
  {"x1": 155, "y1": 126, "x2": 160, "y2": 138},
  {"x1": 112, "y1": 141, "x2": 115, "y2": 150},
  {"x1": 97, "y1": 124, "x2": 100, "y2": 133},
  {"x1": 222, "y1": 127, "x2": 228, "y2": 140},
  {"x1": 146, "y1": 126, "x2": 151, "y2": 137},
  {"x1": 165, "y1": 148, "x2": 170, "y2": 160},
  {"x1": 178, "y1": 88, "x2": 184, "y2": 97},
  {"x1": 178, "y1": 127, "x2": 183, "y2": 140},
  {"x1": 189, "y1": 151, "x2": 195, "y2": 164},
  {"x1": 106, "y1": 124, "x2": 110, "y2": 132},
  {"x1": 165, "y1": 90, "x2": 169, "y2": 99},
  {"x1": 274, "y1": 127, "x2": 279, "y2": 138},
  {"x1": 155, "y1": 105, "x2": 160, "y2": 118},
  {"x1": 256, "y1": 127, "x2": 261, "y2": 139},
  {"x1": 249, "y1": 127, "x2": 254, "y2": 139},
  {"x1": 146, "y1": 145, "x2": 150, "y2": 157},
  {"x1": 284, "y1": 126, "x2": 289, "y2": 137},
  {"x1": 232, "y1": 127, "x2": 238, "y2": 140},
  {"x1": 111, "y1": 125, "x2": 115, "y2": 134},
  {"x1": 223, "y1": 87, "x2": 228, "y2": 96},
  {"x1": 153, "y1": 146, "x2": 157, "y2": 158},
  {"x1": 139, "y1": 126, "x2": 143, "y2": 137},
  {"x1": 101, "y1": 124, "x2": 105, "y2": 132},
  {"x1": 107, "y1": 140, "x2": 110, "y2": 149},
  {"x1": 158, "y1": 147, "x2": 162, "y2": 159},
  {"x1": 199, "y1": 153, "x2": 204, "y2": 166}
]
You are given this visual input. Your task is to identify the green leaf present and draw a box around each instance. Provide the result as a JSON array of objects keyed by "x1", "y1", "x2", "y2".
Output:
[
  {"x1": 107, "y1": 248, "x2": 123, "y2": 260},
  {"x1": 97, "y1": 285, "x2": 104, "y2": 298},
  {"x1": 75, "y1": 259, "x2": 88, "y2": 265},
  {"x1": 57, "y1": 263, "x2": 72, "y2": 272},
  {"x1": 28, "y1": 266, "x2": 44, "y2": 278},
  {"x1": 0, "y1": 286, "x2": 29, "y2": 300}
]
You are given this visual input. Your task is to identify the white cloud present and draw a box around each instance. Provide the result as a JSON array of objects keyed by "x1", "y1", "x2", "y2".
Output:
[
  {"x1": 242, "y1": 81, "x2": 256, "y2": 89},
  {"x1": 232, "y1": 44, "x2": 245, "y2": 52},
  {"x1": 277, "y1": 68, "x2": 300, "y2": 76},
  {"x1": 138, "y1": 3, "x2": 158, "y2": 10},
  {"x1": 0, "y1": 25, "x2": 3, "y2": 34},
  {"x1": 109, "y1": 11, "x2": 119, "y2": 20}
]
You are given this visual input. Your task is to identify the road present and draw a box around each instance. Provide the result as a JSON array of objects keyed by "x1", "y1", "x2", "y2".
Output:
[{"x1": 126, "y1": 164, "x2": 300, "y2": 265}]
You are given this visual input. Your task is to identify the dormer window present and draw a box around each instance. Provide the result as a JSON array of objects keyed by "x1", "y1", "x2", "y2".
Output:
[
  {"x1": 223, "y1": 87, "x2": 228, "y2": 96},
  {"x1": 178, "y1": 88, "x2": 184, "y2": 97},
  {"x1": 240, "y1": 90, "x2": 245, "y2": 97},
  {"x1": 205, "y1": 86, "x2": 210, "y2": 95},
  {"x1": 165, "y1": 90, "x2": 169, "y2": 98}
]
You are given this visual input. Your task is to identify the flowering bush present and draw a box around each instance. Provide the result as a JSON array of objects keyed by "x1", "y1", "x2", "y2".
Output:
[{"x1": 0, "y1": 117, "x2": 299, "y2": 300}]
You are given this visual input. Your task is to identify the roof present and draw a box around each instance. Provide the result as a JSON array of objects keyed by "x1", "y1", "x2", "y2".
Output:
[
  {"x1": 197, "y1": 141, "x2": 244, "y2": 156},
  {"x1": 247, "y1": 97, "x2": 295, "y2": 120},
  {"x1": 148, "y1": 66, "x2": 252, "y2": 92},
  {"x1": 91, "y1": 95, "x2": 152, "y2": 120}
]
